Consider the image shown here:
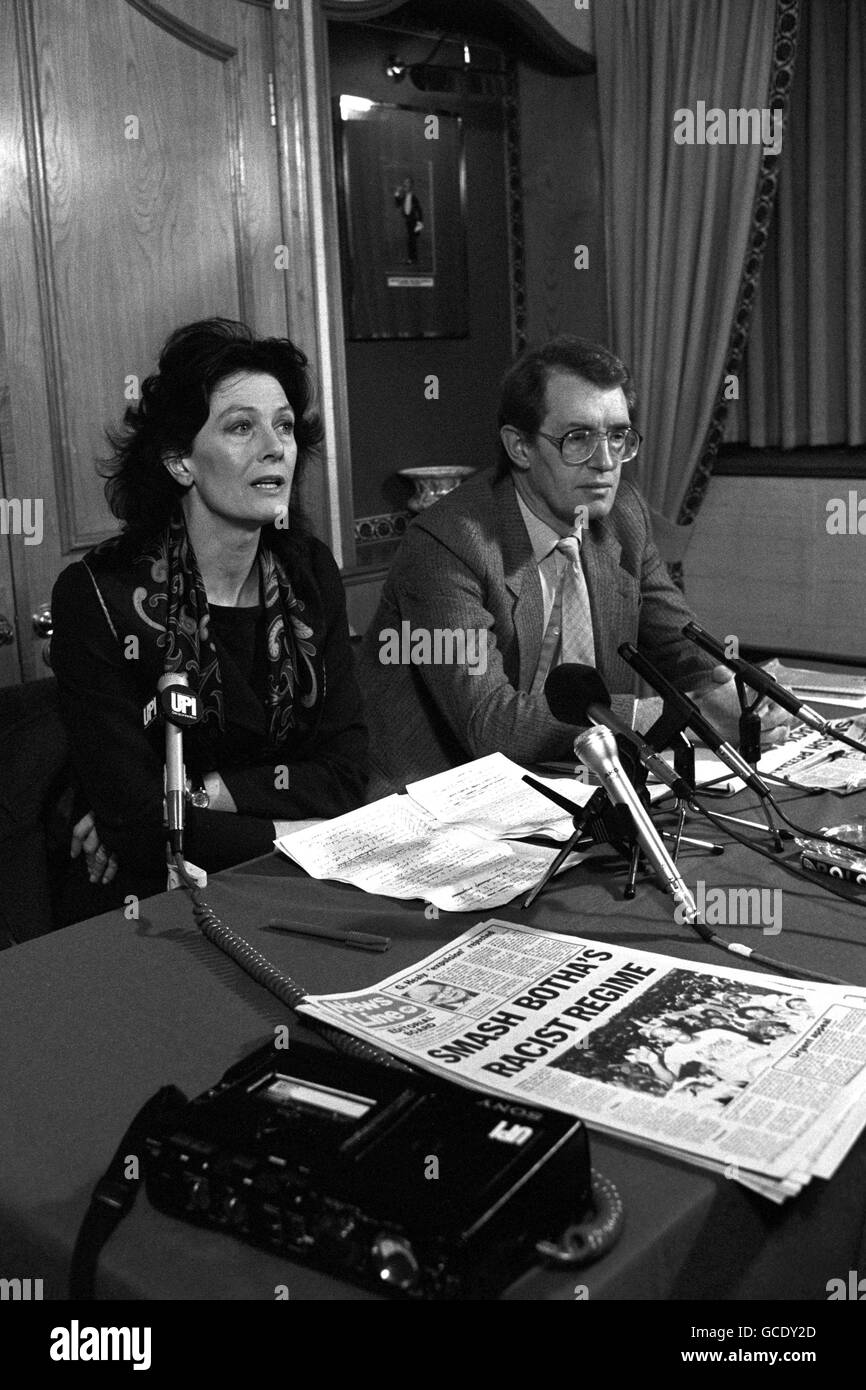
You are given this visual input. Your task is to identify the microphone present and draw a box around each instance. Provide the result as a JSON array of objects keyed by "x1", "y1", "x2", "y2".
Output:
[
  {"x1": 574, "y1": 725, "x2": 698, "y2": 921},
  {"x1": 150, "y1": 673, "x2": 202, "y2": 855},
  {"x1": 545, "y1": 664, "x2": 694, "y2": 800},
  {"x1": 682, "y1": 622, "x2": 866, "y2": 754},
  {"x1": 617, "y1": 643, "x2": 774, "y2": 799}
]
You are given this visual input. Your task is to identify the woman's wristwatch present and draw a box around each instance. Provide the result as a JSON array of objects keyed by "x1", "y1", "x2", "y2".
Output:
[{"x1": 185, "y1": 773, "x2": 210, "y2": 809}]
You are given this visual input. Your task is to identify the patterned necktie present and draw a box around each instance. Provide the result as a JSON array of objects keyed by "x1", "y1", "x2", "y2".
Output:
[{"x1": 555, "y1": 535, "x2": 596, "y2": 666}]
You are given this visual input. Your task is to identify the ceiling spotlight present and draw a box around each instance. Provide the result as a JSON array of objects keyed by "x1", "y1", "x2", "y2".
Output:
[{"x1": 385, "y1": 55, "x2": 408, "y2": 82}]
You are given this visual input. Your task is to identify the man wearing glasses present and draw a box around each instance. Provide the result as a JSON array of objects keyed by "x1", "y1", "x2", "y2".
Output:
[{"x1": 360, "y1": 336, "x2": 787, "y2": 796}]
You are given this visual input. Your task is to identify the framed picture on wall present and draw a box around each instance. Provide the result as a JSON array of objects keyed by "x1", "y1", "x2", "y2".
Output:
[{"x1": 337, "y1": 97, "x2": 469, "y2": 340}]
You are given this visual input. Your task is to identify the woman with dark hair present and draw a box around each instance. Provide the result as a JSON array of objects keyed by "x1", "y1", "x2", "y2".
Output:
[{"x1": 51, "y1": 318, "x2": 368, "y2": 913}]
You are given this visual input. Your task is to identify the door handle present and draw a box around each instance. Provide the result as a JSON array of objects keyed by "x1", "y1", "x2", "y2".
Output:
[
  {"x1": 32, "y1": 605, "x2": 53, "y2": 638},
  {"x1": 0, "y1": 613, "x2": 14, "y2": 646}
]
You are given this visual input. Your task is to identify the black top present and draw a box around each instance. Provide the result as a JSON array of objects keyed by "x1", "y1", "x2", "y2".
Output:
[
  {"x1": 50, "y1": 532, "x2": 368, "y2": 901},
  {"x1": 208, "y1": 603, "x2": 269, "y2": 709}
]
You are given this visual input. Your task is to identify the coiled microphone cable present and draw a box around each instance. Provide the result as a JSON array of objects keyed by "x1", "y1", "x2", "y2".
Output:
[{"x1": 172, "y1": 853, "x2": 413, "y2": 1072}]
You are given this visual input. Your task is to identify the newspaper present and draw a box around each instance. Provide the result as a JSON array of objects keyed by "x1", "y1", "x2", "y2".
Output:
[
  {"x1": 762, "y1": 717, "x2": 866, "y2": 793},
  {"x1": 299, "y1": 920, "x2": 866, "y2": 1202},
  {"x1": 274, "y1": 755, "x2": 595, "y2": 910}
]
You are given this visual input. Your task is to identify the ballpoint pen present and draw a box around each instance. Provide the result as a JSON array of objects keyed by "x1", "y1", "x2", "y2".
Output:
[{"x1": 267, "y1": 920, "x2": 391, "y2": 952}]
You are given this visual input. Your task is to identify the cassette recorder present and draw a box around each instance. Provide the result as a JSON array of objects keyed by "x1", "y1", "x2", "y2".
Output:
[{"x1": 144, "y1": 1039, "x2": 592, "y2": 1299}]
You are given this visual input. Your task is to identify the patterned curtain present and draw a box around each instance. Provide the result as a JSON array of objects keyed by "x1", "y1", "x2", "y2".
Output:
[
  {"x1": 722, "y1": 0, "x2": 865, "y2": 450},
  {"x1": 594, "y1": 0, "x2": 800, "y2": 559}
]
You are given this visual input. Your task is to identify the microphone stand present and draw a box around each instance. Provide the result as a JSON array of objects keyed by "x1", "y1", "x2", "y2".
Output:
[
  {"x1": 621, "y1": 642, "x2": 786, "y2": 851},
  {"x1": 522, "y1": 780, "x2": 644, "y2": 907},
  {"x1": 734, "y1": 674, "x2": 762, "y2": 766},
  {"x1": 522, "y1": 782, "x2": 607, "y2": 908},
  {"x1": 696, "y1": 676, "x2": 788, "y2": 846},
  {"x1": 614, "y1": 747, "x2": 661, "y2": 899},
  {"x1": 602, "y1": 749, "x2": 715, "y2": 896},
  {"x1": 666, "y1": 699, "x2": 790, "y2": 843},
  {"x1": 669, "y1": 736, "x2": 694, "y2": 860},
  {"x1": 523, "y1": 739, "x2": 714, "y2": 908},
  {"x1": 640, "y1": 705, "x2": 725, "y2": 858},
  {"x1": 582, "y1": 789, "x2": 643, "y2": 901}
]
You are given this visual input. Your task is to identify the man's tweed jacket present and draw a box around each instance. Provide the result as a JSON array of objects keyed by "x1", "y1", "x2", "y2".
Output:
[{"x1": 358, "y1": 468, "x2": 717, "y2": 797}]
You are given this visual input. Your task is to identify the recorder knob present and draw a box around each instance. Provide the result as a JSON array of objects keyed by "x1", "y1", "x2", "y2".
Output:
[
  {"x1": 187, "y1": 1176, "x2": 210, "y2": 1211},
  {"x1": 317, "y1": 1211, "x2": 362, "y2": 1269},
  {"x1": 371, "y1": 1233, "x2": 420, "y2": 1292},
  {"x1": 223, "y1": 1195, "x2": 246, "y2": 1226}
]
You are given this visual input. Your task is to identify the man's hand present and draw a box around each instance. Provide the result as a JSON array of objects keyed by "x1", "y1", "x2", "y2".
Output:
[
  {"x1": 70, "y1": 812, "x2": 119, "y2": 885},
  {"x1": 693, "y1": 667, "x2": 795, "y2": 747}
]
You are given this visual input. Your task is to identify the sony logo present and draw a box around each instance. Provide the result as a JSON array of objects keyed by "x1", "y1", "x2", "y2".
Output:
[{"x1": 478, "y1": 1098, "x2": 542, "y2": 1121}]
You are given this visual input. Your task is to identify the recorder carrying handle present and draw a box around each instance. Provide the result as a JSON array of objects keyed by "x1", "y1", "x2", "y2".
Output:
[{"x1": 69, "y1": 1083, "x2": 189, "y2": 1300}]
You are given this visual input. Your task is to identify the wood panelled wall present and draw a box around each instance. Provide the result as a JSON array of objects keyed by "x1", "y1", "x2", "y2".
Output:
[{"x1": 0, "y1": 0, "x2": 347, "y2": 685}]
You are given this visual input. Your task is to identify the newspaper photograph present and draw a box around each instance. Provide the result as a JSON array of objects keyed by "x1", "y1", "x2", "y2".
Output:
[{"x1": 299, "y1": 920, "x2": 866, "y2": 1200}]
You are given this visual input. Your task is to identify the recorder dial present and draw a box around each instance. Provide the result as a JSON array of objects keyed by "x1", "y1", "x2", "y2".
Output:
[{"x1": 371, "y1": 1233, "x2": 420, "y2": 1291}]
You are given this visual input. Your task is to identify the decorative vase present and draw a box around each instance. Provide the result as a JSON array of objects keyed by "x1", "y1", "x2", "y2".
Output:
[{"x1": 398, "y1": 465, "x2": 476, "y2": 513}]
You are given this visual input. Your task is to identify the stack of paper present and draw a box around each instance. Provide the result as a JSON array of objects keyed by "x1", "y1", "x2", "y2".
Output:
[
  {"x1": 300, "y1": 919, "x2": 866, "y2": 1202},
  {"x1": 275, "y1": 753, "x2": 596, "y2": 911}
]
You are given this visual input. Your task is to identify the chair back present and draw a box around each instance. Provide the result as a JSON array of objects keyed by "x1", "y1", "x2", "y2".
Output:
[{"x1": 0, "y1": 679, "x2": 73, "y2": 947}]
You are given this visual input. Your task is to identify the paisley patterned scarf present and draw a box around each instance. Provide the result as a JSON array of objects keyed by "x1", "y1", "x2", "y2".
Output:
[{"x1": 130, "y1": 512, "x2": 318, "y2": 743}]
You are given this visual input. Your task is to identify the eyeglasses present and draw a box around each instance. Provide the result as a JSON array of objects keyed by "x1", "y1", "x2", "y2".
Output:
[{"x1": 535, "y1": 426, "x2": 642, "y2": 467}]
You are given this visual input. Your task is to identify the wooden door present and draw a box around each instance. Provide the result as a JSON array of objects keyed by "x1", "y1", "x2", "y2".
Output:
[{"x1": 0, "y1": 0, "x2": 346, "y2": 685}]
